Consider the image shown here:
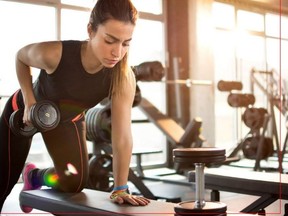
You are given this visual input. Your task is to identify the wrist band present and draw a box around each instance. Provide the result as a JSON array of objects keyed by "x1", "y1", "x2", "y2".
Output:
[
  {"x1": 110, "y1": 190, "x2": 129, "y2": 200},
  {"x1": 113, "y1": 184, "x2": 128, "y2": 191}
]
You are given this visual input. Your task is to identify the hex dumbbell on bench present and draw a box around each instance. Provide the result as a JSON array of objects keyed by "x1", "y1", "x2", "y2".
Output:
[{"x1": 173, "y1": 147, "x2": 227, "y2": 215}]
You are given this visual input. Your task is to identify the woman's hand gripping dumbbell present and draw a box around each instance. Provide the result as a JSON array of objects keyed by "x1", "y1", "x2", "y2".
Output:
[{"x1": 9, "y1": 101, "x2": 60, "y2": 137}]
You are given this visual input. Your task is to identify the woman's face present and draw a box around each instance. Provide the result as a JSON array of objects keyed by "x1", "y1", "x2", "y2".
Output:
[{"x1": 89, "y1": 19, "x2": 135, "y2": 68}]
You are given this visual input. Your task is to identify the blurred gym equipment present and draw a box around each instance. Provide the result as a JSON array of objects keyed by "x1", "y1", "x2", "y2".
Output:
[
  {"x1": 217, "y1": 80, "x2": 243, "y2": 92},
  {"x1": 138, "y1": 98, "x2": 205, "y2": 149},
  {"x1": 217, "y1": 77, "x2": 276, "y2": 171},
  {"x1": 250, "y1": 68, "x2": 288, "y2": 173}
]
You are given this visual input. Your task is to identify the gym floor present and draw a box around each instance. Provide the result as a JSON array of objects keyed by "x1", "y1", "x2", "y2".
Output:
[{"x1": 2, "y1": 168, "x2": 287, "y2": 215}]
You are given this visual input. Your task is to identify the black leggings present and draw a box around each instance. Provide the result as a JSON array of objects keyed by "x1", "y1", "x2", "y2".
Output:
[{"x1": 0, "y1": 90, "x2": 89, "y2": 211}]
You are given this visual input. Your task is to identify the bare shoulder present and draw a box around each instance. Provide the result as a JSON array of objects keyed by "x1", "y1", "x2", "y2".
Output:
[
  {"x1": 33, "y1": 41, "x2": 63, "y2": 74},
  {"x1": 18, "y1": 41, "x2": 63, "y2": 74}
]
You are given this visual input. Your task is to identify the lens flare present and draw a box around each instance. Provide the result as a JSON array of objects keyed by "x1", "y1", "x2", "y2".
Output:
[
  {"x1": 45, "y1": 174, "x2": 59, "y2": 186},
  {"x1": 64, "y1": 163, "x2": 78, "y2": 176}
]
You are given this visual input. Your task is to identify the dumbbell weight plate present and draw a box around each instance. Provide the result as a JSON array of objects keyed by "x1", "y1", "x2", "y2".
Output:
[
  {"x1": 30, "y1": 101, "x2": 60, "y2": 131},
  {"x1": 174, "y1": 155, "x2": 226, "y2": 164},
  {"x1": 175, "y1": 200, "x2": 227, "y2": 215},
  {"x1": 217, "y1": 80, "x2": 243, "y2": 92},
  {"x1": 227, "y1": 93, "x2": 255, "y2": 108},
  {"x1": 242, "y1": 136, "x2": 274, "y2": 160},
  {"x1": 173, "y1": 148, "x2": 225, "y2": 157},
  {"x1": 86, "y1": 105, "x2": 111, "y2": 143},
  {"x1": 173, "y1": 148, "x2": 226, "y2": 164},
  {"x1": 9, "y1": 109, "x2": 37, "y2": 137},
  {"x1": 87, "y1": 154, "x2": 113, "y2": 192},
  {"x1": 242, "y1": 107, "x2": 267, "y2": 130}
]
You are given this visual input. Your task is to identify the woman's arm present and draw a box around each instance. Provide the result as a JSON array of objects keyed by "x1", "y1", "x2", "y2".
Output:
[
  {"x1": 110, "y1": 67, "x2": 150, "y2": 206},
  {"x1": 15, "y1": 41, "x2": 62, "y2": 124}
]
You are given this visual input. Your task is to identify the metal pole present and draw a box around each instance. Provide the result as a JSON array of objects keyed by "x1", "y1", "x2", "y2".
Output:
[
  {"x1": 195, "y1": 163, "x2": 205, "y2": 208},
  {"x1": 172, "y1": 57, "x2": 183, "y2": 126}
]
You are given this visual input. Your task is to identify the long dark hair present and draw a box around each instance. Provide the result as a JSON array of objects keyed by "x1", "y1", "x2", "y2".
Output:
[
  {"x1": 89, "y1": 0, "x2": 138, "y2": 97},
  {"x1": 89, "y1": 0, "x2": 138, "y2": 31}
]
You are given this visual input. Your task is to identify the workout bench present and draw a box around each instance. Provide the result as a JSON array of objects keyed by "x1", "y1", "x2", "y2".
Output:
[
  {"x1": 188, "y1": 166, "x2": 288, "y2": 213},
  {"x1": 19, "y1": 188, "x2": 259, "y2": 215},
  {"x1": 19, "y1": 189, "x2": 174, "y2": 215}
]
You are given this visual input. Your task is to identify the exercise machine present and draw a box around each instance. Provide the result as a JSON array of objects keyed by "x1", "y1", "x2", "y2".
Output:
[
  {"x1": 250, "y1": 68, "x2": 288, "y2": 173},
  {"x1": 217, "y1": 80, "x2": 275, "y2": 171}
]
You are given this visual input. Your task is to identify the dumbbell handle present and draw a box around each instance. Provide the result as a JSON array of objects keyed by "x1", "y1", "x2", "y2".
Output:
[{"x1": 195, "y1": 163, "x2": 205, "y2": 209}]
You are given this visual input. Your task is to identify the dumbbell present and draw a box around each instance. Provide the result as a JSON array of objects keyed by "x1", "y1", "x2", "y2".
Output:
[
  {"x1": 9, "y1": 101, "x2": 60, "y2": 137},
  {"x1": 242, "y1": 107, "x2": 268, "y2": 130},
  {"x1": 173, "y1": 148, "x2": 226, "y2": 216},
  {"x1": 227, "y1": 93, "x2": 255, "y2": 107},
  {"x1": 86, "y1": 104, "x2": 111, "y2": 143},
  {"x1": 87, "y1": 154, "x2": 113, "y2": 192},
  {"x1": 217, "y1": 80, "x2": 243, "y2": 92},
  {"x1": 242, "y1": 135, "x2": 274, "y2": 160}
]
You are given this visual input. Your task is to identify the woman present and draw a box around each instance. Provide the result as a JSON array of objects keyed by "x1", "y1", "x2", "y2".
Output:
[{"x1": 0, "y1": 0, "x2": 150, "y2": 213}]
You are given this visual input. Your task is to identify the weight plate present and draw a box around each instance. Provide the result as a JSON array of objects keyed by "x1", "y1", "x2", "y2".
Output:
[
  {"x1": 242, "y1": 136, "x2": 274, "y2": 160},
  {"x1": 242, "y1": 107, "x2": 267, "y2": 130},
  {"x1": 175, "y1": 200, "x2": 227, "y2": 214},
  {"x1": 173, "y1": 148, "x2": 225, "y2": 157},
  {"x1": 87, "y1": 154, "x2": 113, "y2": 192},
  {"x1": 174, "y1": 155, "x2": 226, "y2": 164},
  {"x1": 9, "y1": 109, "x2": 37, "y2": 137},
  {"x1": 30, "y1": 101, "x2": 60, "y2": 131},
  {"x1": 86, "y1": 105, "x2": 111, "y2": 143}
]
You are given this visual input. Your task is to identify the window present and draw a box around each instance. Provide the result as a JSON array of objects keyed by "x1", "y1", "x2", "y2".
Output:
[
  {"x1": 266, "y1": 13, "x2": 288, "y2": 39},
  {"x1": 212, "y1": 2, "x2": 235, "y2": 29},
  {"x1": 61, "y1": 0, "x2": 96, "y2": 8},
  {"x1": 128, "y1": 7, "x2": 167, "y2": 168},
  {"x1": 237, "y1": 10, "x2": 264, "y2": 32},
  {"x1": 0, "y1": 1, "x2": 57, "y2": 166},
  {"x1": 129, "y1": 19, "x2": 167, "y2": 166},
  {"x1": 61, "y1": 9, "x2": 90, "y2": 40},
  {"x1": 132, "y1": 0, "x2": 162, "y2": 15},
  {"x1": 212, "y1": 1, "x2": 287, "y2": 153},
  {"x1": 0, "y1": 1, "x2": 56, "y2": 96}
]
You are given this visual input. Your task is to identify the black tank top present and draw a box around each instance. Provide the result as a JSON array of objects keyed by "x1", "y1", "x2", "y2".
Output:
[{"x1": 33, "y1": 40, "x2": 112, "y2": 121}]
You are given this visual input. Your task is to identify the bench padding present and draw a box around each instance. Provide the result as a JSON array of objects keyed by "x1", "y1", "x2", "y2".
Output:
[
  {"x1": 19, "y1": 188, "x2": 259, "y2": 216},
  {"x1": 20, "y1": 189, "x2": 175, "y2": 215}
]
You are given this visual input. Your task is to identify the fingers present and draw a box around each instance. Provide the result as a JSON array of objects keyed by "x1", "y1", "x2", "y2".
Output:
[
  {"x1": 110, "y1": 186, "x2": 150, "y2": 206},
  {"x1": 22, "y1": 111, "x2": 33, "y2": 126},
  {"x1": 113, "y1": 194, "x2": 150, "y2": 206}
]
